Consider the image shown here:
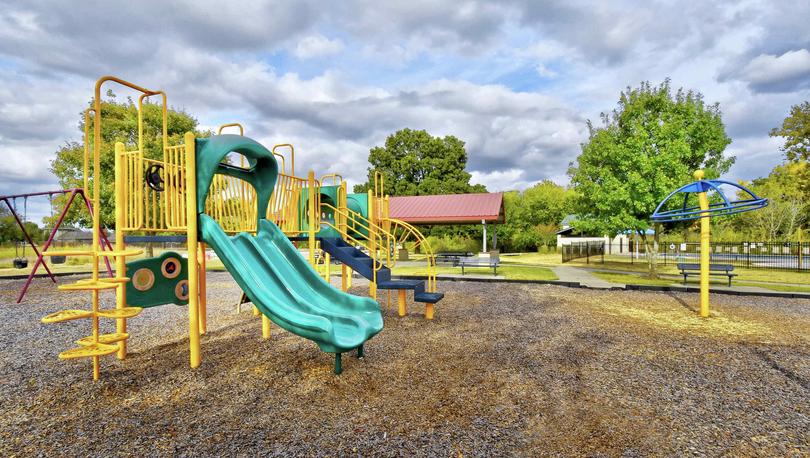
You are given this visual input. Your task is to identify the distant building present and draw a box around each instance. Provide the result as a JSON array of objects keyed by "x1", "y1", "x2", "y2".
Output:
[
  {"x1": 54, "y1": 227, "x2": 112, "y2": 245},
  {"x1": 556, "y1": 214, "x2": 643, "y2": 254}
]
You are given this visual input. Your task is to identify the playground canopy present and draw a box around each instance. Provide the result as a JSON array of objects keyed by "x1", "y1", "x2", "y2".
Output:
[{"x1": 388, "y1": 192, "x2": 505, "y2": 225}]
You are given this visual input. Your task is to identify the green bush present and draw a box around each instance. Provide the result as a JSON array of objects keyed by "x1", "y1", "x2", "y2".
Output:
[{"x1": 423, "y1": 235, "x2": 480, "y2": 254}]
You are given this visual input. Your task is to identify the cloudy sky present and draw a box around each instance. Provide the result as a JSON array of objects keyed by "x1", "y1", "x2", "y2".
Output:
[{"x1": 1, "y1": 0, "x2": 809, "y2": 222}]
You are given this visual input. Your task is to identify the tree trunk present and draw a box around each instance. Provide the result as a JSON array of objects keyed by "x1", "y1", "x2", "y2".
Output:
[
  {"x1": 145, "y1": 241, "x2": 154, "y2": 258},
  {"x1": 641, "y1": 229, "x2": 659, "y2": 279}
]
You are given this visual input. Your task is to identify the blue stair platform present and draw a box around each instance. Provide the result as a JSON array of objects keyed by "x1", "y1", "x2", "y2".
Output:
[{"x1": 319, "y1": 237, "x2": 443, "y2": 304}]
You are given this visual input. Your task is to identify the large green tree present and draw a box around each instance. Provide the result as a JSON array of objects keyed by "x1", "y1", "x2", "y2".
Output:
[
  {"x1": 50, "y1": 92, "x2": 205, "y2": 228},
  {"x1": 770, "y1": 101, "x2": 810, "y2": 161},
  {"x1": 733, "y1": 162, "x2": 807, "y2": 240},
  {"x1": 770, "y1": 100, "x2": 810, "y2": 198},
  {"x1": 354, "y1": 128, "x2": 486, "y2": 196},
  {"x1": 568, "y1": 80, "x2": 734, "y2": 277},
  {"x1": 500, "y1": 180, "x2": 574, "y2": 252}
]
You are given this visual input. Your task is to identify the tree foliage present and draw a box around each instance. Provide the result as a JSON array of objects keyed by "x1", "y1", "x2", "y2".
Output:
[
  {"x1": 770, "y1": 101, "x2": 810, "y2": 162},
  {"x1": 732, "y1": 163, "x2": 807, "y2": 240},
  {"x1": 568, "y1": 80, "x2": 733, "y2": 276},
  {"x1": 0, "y1": 204, "x2": 45, "y2": 244},
  {"x1": 499, "y1": 181, "x2": 574, "y2": 252},
  {"x1": 354, "y1": 128, "x2": 486, "y2": 196},
  {"x1": 49, "y1": 92, "x2": 204, "y2": 228}
]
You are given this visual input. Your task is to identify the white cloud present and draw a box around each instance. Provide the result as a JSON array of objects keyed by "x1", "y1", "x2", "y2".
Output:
[
  {"x1": 738, "y1": 49, "x2": 810, "y2": 92},
  {"x1": 0, "y1": 0, "x2": 808, "y2": 220},
  {"x1": 294, "y1": 35, "x2": 345, "y2": 59}
]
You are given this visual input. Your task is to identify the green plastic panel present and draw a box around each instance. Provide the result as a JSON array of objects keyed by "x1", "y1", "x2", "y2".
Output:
[{"x1": 125, "y1": 251, "x2": 189, "y2": 308}]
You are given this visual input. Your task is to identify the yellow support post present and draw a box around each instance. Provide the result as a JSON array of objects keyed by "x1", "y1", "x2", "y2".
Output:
[
  {"x1": 184, "y1": 132, "x2": 202, "y2": 368},
  {"x1": 425, "y1": 303, "x2": 435, "y2": 320},
  {"x1": 398, "y1": 290, "x2": 407, "y2": 317},
  {"x1": 308, "y1": 171, "x2": 316, "y2": 268},
  {"x1": 368, "y1": 189, "x2": 377, "y2": 299},
  {"x1": 262, "y1": 316, "x2": 271, "y2": 339},
  {"x1": 325, "y1": 252, "x2": 331, "y2": 282},
  {"x1": 695, "y1": 170, "x2": 711, "y2": 318},
  {"x1": 114, "y1": 143, "x2": 128, "y2": 360},
  {"x1": 341, "y1": 264, "x2": 348, "y2": 291},
  {"x1": 198, "y1": 242, "x2": 207, "y2": 334}
]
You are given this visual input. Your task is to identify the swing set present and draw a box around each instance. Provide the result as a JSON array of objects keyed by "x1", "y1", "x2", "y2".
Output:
[{"x1": 0, "y1": 188, "x2": 114, "y2": 303}]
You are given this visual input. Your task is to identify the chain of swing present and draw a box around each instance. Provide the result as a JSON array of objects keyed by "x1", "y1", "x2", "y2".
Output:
[{"x1": 12, "y1": 193, "x2": 64, "y2": 269}]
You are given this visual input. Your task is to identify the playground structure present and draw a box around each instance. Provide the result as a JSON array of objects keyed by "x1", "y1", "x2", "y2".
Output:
[
  {"x1": 38, "y1": 76, "x2": 442, "y2": 380},
  {"x1": 1, "y1": 188, "x2": 116, "y2": 303},
  {"x1": 652, "y1": 170, "x2": 768, "y2": 317}
]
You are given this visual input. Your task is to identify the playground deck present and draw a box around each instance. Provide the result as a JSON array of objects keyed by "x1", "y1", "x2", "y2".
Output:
[{"x1": 0, "y1": 273, "x2": 808, "y2": 456}]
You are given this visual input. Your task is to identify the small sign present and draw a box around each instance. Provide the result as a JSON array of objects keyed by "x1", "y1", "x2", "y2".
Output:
[
  {"x1": 680, "y1": 243, "x2": 687, "y2": 251},
  {"x1": 669, "y1": 243, "x2": 676, "y2": 250}
]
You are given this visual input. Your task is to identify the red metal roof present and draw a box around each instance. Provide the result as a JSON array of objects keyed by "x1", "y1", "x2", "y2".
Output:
[{"x1": 388, "y1": 193, "x2": 505, "y2": 224}]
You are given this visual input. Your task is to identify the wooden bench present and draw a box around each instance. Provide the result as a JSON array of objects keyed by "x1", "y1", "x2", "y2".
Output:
[
  {"x1": 458, "y1": 255, "x2": 500, "y2": 275},
  {"x1": 677, "y1": 263, "x2": 737, "y2": 286},
  {"x1": 435, "y1": 252, "x2": 473, "y2": 265}
]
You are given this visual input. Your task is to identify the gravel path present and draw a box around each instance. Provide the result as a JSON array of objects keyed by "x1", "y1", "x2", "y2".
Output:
[{"x1": 1, "y1": 273, "x2": 808, "y2": 456}]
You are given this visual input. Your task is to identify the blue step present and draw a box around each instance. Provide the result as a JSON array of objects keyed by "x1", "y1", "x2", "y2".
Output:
[
  {"x1": 414, "y1": 292, "x2": 444, "y2": 304},
  {"x1": 318, "y1": 237, "x2": 442, "y2": 305},
  {"x1": 377, "y1": 279, "x2": 423, "y2": 290}
]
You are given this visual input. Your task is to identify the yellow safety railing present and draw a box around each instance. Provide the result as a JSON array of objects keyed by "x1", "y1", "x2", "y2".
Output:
[
  {"x1": 205, "y1": 174, "x2": 258, "y2": 234},
  {"x1": 382, "y1": 217, "x2": 437, "y2": 292},
  {"x1": 268, "y1": 173, "x2": 307, "y2": 235},
  {"x1": 320, "y1": 202, "x2": 391, "y2": 292}
]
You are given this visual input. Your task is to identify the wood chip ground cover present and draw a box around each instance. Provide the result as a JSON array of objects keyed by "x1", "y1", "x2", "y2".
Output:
[{"x1": 0, "y1": 273, "x2": 808, "y2": 456}]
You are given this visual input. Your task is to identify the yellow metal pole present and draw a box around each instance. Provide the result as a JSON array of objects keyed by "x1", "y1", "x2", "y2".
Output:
[
  {"x1": 695, "y1": 170, "x2": 711, "y2": 318},
  {"x1": 368, "y1": 190, "x2": 377, "y2": 298},
  {"x1": 114, "y1": 143, "x2": 128, "y2": 360},
  {"x1": 347, "y1": 267, "x2": 353, "y2": 289},
  {"x1": 308, "y1": 171, "x2": 316, "y2": 268},
  {"x1": 341, "y1": 264, "x2": 348, "y2": 291},
  {"x1": 184, "y1": 132, "x2": 201, "y2": 367},
  {"x1": 425, "y1": 303, "x2": 434, "y2": 320},
  {"x1": 398, "y1": 289, "x2": 407, "y2": 317},
  {"x1": 198, "y1": 242, "x2": 207, "y2": 334},
  {"x1": 262, "y1": 316, "x2": 271, "y2": 339},
  {"x1": 325, "y1": 252, "x2": 331, "y2": 282}
]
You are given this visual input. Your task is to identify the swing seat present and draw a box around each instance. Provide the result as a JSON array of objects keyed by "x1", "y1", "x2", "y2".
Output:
[{"x1": 13, "y1": 258, "x2": 28, "y2": 269}]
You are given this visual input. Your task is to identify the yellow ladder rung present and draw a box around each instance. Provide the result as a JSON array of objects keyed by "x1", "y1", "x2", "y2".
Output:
[
  {"x1": 97, "y1": 307, "x2": 143, "y2": 319},
  {"x1": 58, "y1": 280, "x2": 120, "y2": 291},
  {"x1": 58, "y1": 343, "x2": 119, "y2": 360},
  {"x1": 97, "y1": 249, "x2": 144, "y2": 258},
  {"x1": 41, "y1": 309, "x2": 93, "y2": 323},
  {"x1": 76, "y1": 277, "x2": 129, "y2": 284},
  {"x1": 76, "y1": 332, "x2": 129, "y2": 346}
]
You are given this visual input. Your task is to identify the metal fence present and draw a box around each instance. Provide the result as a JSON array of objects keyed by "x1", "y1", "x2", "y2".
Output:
[
  {"x1": 624, "y1": 240, "x2": 810, "y2": 271},
  {"x1": 562, "y1": 241, "x2": 605, "y2": 264}
]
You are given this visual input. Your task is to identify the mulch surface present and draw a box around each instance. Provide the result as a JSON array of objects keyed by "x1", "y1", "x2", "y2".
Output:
[{"x1": 1, "y1": 272, "x2": 808, "y2": 456}]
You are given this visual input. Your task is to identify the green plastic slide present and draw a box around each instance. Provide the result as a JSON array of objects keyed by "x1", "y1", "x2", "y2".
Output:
[{"x1": 194, "y1": 134, "x2": 383, "y2": 355}]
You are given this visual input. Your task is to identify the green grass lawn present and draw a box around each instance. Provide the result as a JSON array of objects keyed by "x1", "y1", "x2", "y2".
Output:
[{"x1": 390, "y1": 263, "x2": 557, "y2": 281}]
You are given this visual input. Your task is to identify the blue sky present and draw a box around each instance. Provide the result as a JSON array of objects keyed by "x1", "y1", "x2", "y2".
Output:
[{"x1": 0, "y1": 0, "x2": 809, "y2": 223}]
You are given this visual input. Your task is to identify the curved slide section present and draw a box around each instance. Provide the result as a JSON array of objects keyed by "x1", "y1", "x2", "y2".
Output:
[{"x1": 200, "y1": 214, "x2": 383, "y2": 353}]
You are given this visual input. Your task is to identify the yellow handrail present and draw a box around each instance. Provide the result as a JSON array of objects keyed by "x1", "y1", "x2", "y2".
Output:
[
  {"x1": 273, "y1": 144, "x2": 295, "y2": 176},
  {"x1": 383, "y1": 217, "x2": 437, "y2": 292},
  {"x1": 217, "y1": 123, "x2": 244, "y2": 135}
]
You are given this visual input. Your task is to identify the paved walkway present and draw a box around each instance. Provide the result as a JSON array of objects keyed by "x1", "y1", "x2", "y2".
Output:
[{"x1": 552, "y1": 265, "x2": 621, "y2": 289}]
